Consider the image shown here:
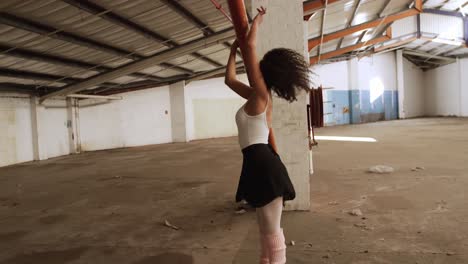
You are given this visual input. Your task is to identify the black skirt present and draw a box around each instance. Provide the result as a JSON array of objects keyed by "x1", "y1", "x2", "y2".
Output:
[{"x1": 235, "y1": 143, "x2": 296, "y2": 208}]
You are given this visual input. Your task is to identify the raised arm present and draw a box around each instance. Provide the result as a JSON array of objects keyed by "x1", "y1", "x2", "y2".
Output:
[
  {"x1": 225, "y1": 40, "x2": 253, "y2": 100},
  {"x1": 239, "y1": 7, "x2": 269, "y2": 99}
]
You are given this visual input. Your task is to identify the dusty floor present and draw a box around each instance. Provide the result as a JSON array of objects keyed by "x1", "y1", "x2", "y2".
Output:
[{"x1": 0, "y1": 117, "x2": 467, "y2": 264}]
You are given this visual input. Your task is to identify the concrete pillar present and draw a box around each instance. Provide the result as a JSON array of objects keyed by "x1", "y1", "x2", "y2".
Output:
[
  {"x1": 396, "y1": 50, "x2": 405, "y2": 119},
  {"x1": 169, "y1": 80, "x2": 187, "y2": 142},
  {"x1": 30, "y1": 96, "x2": 47, "y2": 160},
  {"x1": 66, "y1": 97, "x2": 81, "y2": 153},
  {"x1": 252, "y1": 0, "x2": 310, "y2": 211},
  {"x1": 348, "y1": 58, "x2": 360, "y2": 124}
]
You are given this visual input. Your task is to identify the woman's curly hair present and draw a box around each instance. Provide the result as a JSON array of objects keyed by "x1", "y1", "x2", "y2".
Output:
[{"x1": 260, "y1": 48, "x2": 311, "y2": 102}]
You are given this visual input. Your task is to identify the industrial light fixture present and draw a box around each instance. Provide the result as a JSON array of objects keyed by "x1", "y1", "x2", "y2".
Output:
[{"x1": 431, "y1": 38, "x2": 464, "y2": 46}]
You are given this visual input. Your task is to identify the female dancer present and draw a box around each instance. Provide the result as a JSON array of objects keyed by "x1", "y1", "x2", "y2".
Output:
[{"x1": 224, "y1": 7, "x2": 311, "y2": 264}]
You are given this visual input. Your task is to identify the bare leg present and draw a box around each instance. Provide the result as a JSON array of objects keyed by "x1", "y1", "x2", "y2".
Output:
[
  {"x1": 256, "y1": 197, "x2": 286, "y2": 264},
  {"x1": 257, "y1": 197, "x2": 283, "y2": 234},
  {"x1": 256, "y1": 210, "x2": 269, "y2": 264}
]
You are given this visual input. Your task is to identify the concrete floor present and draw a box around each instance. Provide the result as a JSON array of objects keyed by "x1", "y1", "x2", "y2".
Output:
[{"x1": 0, "y1": 118, "x2": 467, "y2": 264}]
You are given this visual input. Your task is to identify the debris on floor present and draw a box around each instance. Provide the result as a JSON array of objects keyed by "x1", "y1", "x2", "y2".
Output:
[
  {"x1": 348, "y1": 208, "x2": 363, "y2": 216},
  {"x1": 163, "y1": 219, "x2": 179, "y2": 230},
  {"x1": 235, "y1": 208, "x2": 246, "y2": 215},
  {"x1": 354, "y1": 223, "x2": 374, "y2": 231},
  {"x1": 411, "y1": 166, "x2": 425, "y2": 171},
  {"x1": 367, "y1": 165, "x2": 394, "y2": 174},
  {"x1": 290, "y1": 240, "x2": 295, "y2": 246}
]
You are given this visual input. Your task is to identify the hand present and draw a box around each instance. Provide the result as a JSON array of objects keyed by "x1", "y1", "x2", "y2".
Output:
[{"x1": 253, "y1": 6, "x2": 266, "y2": 25}]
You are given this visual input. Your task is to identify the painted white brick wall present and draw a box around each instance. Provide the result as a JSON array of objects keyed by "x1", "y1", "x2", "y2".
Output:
[{"x1": 252, "y1": 0, "x2": 310, "y2": 211}]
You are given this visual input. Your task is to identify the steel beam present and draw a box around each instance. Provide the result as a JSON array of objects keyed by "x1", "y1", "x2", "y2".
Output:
[
  {"x1": 40, "y1": 28, "x2": 236, "y2": 101},
  {"x1": 0, "y1": 82, "x2": 58, "y2": 93},
  {"x1": 0, "y1": 44, "x2": 162, "y2": 81},
  {"x1": 187, "y1": 62, "x2": 244, "y2": 82},
  {"x1": 67, "y1": 94, "x2": 122, "y2": 100},
  {"x1": 423, "y1": 8, "x2": 464, "y2": 18},
  {"x1": 64, "y1": 0, "x2": 222, "y2": 68},
  {"x1": 303, "y1": 0, "x2": 342, "y2": 15},
  {"x1": 403, "y1": 49, "x2": 456, "y2": 61},
  {"x1": 337, "y1": 0, "x2": 362, "y2": 49},
  {"x1": 0, "y1": 67, "x2": 122, "y2": 89},
  {"x1": 160, "y1": 0, "x2": 236, "y2": 62},
  {"x1": 308, "y1": 3, "x2": 421, "y2": 50},
  {"x1": 0, "y1": 67, "x2": 80, "y2": 84},
  {"x1": 374, "y1": 35, "x2": 418, "y2": 52},
  {"x1": 458, "y1": 1, "x2": 468, "y2": 12},
  {"x1": 310, "y1": 35, "x2": 391, "y2": 64},
  {"x1": 441, "y1": 46, "x2": 463, "y2": 56},
  {"x1": 317, "y1": 2, "x2": 329, "y2": 60},
  {"x1": 464, "y1": 17, "x2": 468, "y2": 45},
  {"x1": 379, "y1": 0, "x2": 393, "y2": 17},
  {"x1": 0, "y1": 11, "x2": 194, "y2": 74},
  {"x1": 356, "y1": 30, "x2": 368, "y2": 44}
]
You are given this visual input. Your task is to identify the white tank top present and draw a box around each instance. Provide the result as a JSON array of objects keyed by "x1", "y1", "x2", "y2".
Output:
[{"x1": 235, "y1": 97, "x2": 270, "y2": 150}]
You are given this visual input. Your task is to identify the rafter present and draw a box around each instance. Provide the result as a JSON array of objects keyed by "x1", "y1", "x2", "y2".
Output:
[
  {"x1": 337, "y1": 0, "x2": 362, "y2": 49},
  {"x1": 96, "y1": 63, "x2": 244, "y2": 96},
  {"x1": 40, "y1": 28, "x2": 236, "y2": 101},
  {"x1": 310, "y1": 34, "x2": 391, "y2": 64},
  {"x1": 379, "y1": 0, "x2": 393, "y2": 17},
  {"x1": 374, "y1": 36, "x2": 418, "y2": 52},
  {"x1": 0, "y1": 67, "x2": 118, "y2": 88},
  {"x1": 0, "y1": 44, "x2": 162, "y2": 81},
  {"x1": 308, "y1": 2, "x2": 421, "y2": 51},
  {"x1": 160, "y1": 0, "x2": 240, "y2": 58},
  {"x1": 303, "y1": 0, "x2": 342, "y2": 15},
  {"x1": 0, "y1": 11, "x2": 194, "y2": 74},
  {"x1": 62, "y1": 0, "x2": 222, "y2": 68}
]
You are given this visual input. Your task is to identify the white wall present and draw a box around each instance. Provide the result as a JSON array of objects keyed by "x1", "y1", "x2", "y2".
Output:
[
  {"x1": 0, "y1": 94, "x2": 34, "y2": 167},
  {"x1": 358, "y1": 52, "x2": 397, "y2": 92},
  {"x1": 402, "y1": 57, "x2": 425, "y2": 117},
  {"x1": 312, "y1": 60, "x2": 349, "y2": 90},
  {"x1": 79, "y1": 86, "x2": 172, "y2": 151},
  {"x1": 41, "y1": 100, "x2": 70, "y2": 159},
  {"x1": 0, "y1": 95, "x2": 71, "y2": 167},
  {"x1": 185, "y1": 75, "x2": 246, "y2": 141},
  {"x1": 460, "y1": 59, "x2": 468, "y2": 116},
  {"x1": 424, "y1": 58, "x2": 467, "y2": 116}
]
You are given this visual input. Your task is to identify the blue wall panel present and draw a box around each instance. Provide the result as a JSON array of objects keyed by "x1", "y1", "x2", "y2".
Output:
[{"x1": 324, "y1": 89, "x2": 399, "y2": 126}]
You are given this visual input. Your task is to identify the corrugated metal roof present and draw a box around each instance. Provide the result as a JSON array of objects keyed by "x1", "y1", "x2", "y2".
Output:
[
  {"x1": 307, "y1": 0, "x2": 468, "y2": 68},
  {"x1": 0, "y1": 0, "x2": 236, "y2": 95},
  {"x1": 1, "y1": 0, "x2": 467, "y2": 94}
]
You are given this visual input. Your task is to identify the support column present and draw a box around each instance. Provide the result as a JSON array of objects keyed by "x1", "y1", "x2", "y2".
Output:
[
  {"x1": 29, "y1": 96, "x2": 47, "y2": 160},
  {"x1": 348, "y1": 57, "x2": 360, "y2": 123},
  {"x1": 252, "y1": 0, "x2": 310, "y2": 211},
  {"x1": 169, "y1": 80, "x2": 188, "y2": 142},
  {"x1": 396, "y1": 50, "x2": 406, "y2": 119},
  {"x1": 66, "y1": 97, "x2": 81, "y2": 154}
]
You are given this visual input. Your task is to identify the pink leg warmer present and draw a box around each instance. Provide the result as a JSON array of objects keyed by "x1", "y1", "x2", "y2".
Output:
[{"x1": 265, "y1": 228, "x2": 286, "y2": 264}]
